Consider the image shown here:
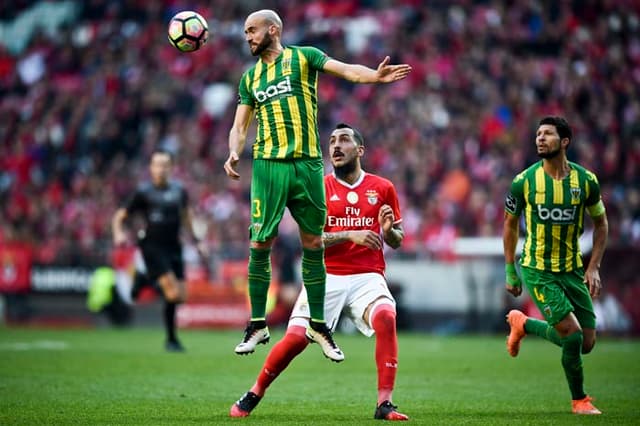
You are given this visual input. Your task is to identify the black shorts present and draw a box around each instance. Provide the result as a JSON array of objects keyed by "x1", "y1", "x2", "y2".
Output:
[{"x1": 139, "y1": 241, "x2": 184, "y2": 282}]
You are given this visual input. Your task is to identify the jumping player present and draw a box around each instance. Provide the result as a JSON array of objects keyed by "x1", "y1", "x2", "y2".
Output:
[
  {"x1": 223, "y1": 9, "x2": 411, "y2": 360},
  {"x1": 230, "y1": 123, "x2": 409, "y2": 421}
]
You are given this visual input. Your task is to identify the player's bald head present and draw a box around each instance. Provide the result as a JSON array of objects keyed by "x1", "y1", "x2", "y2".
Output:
[{"x1": 246, "y1": 9, "x2": 283, "y2": 33}]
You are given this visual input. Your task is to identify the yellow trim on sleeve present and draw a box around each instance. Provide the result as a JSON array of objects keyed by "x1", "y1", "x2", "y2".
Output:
[{"x1": 587, "y1": 200, "x2": 605, "y2": 217}]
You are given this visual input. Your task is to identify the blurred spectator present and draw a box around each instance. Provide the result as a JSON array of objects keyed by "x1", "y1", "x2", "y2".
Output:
[
  {"x1": 0, "y1": 0, "x2": 639, "y2": 273},
  {"x1": 593, "y1": 293, "x2": 631, "y2": 335}
]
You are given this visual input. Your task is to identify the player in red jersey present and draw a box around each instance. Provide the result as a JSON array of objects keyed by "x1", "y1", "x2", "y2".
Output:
[{"x1": 230, "y1": 123, "x2": 408, "y2": 421}]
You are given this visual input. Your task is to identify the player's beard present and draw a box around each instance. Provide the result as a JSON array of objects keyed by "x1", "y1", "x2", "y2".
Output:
[
  {"x1": 334, "y1": 159, "x2": 357, "y2": 181},
  {"x1": 537, "y1": 145, "x2": 561, "y2": 159},
  {"x1": 152, "y1": 175, "x2": 169, "y2": 187},
  {"x1": 251, "y1": 32, "x2": 272, "y2": 57}
]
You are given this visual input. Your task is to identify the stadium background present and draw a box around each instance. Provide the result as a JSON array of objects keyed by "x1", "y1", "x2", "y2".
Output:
[{"x1": 0, "y1": 0, "x2": 638, "y2": 334}]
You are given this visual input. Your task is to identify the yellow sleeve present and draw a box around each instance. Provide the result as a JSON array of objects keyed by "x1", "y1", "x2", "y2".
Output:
[{"x1": 586, "y1": 200, "x2": 605, "y2": 217}]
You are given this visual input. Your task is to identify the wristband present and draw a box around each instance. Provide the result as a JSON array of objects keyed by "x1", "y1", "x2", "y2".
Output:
[{"x1": 505, "y1": 263, "x2": 521, "y2": 287}]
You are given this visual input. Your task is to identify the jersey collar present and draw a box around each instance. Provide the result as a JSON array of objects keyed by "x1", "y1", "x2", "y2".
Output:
[
  {"x1": 259, "y1": 46, "x2": 286, "y2": 66},
  {"x1": 332, "y1": 170, "x2": 366, "y2": 189}
]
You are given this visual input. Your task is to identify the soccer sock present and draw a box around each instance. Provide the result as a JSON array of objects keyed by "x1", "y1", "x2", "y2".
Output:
[
  {"x1": 525, "y1": 318, "x2": 562, "y2": 347},
  {"x1": 561, "y1": 331, "x2": 586, "y2": 400},
  {"x1": 131, "y1": 270, "x2": 148, "y2": 299},
  {"x1": 164, "y1": 301, "x2": 177, "y2": 342},
  {"x1": 248, "y1": 248, "x2": 271, "y2": 320},
  {"x1": 251, "y1": 326, "x2": 308, "y2": 397},
  {"x1": 301, "y1": 247, "x2": 326, "y2": 322},
  {"x1": 371, "y1": 304, "x2": 398, "y2": 405}
]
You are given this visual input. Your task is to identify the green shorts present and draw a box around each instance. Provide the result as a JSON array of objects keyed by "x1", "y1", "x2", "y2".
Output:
[
  {"x1": 520, "y1": 265, "x2": 596, "y2": 329},
  {"x1": 249, "y1": 158, "x2": 326, "y2": 242}
]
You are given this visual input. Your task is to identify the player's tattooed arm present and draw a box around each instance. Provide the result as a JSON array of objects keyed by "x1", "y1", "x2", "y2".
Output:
[
  {"x1": 383, "y1": 223, "x2": 404, "y2": 249},
  {"x1": 322, "y1": 231, "x2": 351, "y2": 247},
  {"x1": 323, "y1": 230, "x2": 383, "y2": 250}
]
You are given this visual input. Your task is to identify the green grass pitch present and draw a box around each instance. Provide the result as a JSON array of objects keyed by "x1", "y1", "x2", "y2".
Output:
[{"x1": 0, "y1": 327, "x2": 638, "y2": 425}]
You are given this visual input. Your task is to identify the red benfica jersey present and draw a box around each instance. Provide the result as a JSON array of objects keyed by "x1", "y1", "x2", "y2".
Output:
[{"x1": 324, "y1": 172, "x2": 402, "y2": 275}]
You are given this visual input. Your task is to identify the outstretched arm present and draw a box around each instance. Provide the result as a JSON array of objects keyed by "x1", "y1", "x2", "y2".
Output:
[
  {"x1": 224, "y1": 104, "x2": 254, "y2": 180},
  {"x1": 323, "y1": 56, "x2": 412, "y2": 84}
]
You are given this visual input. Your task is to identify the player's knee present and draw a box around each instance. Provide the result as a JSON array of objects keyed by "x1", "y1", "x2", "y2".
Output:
[
  {"x1": 284, "y1": 329, "x2": 309, "y2": 347},
  {"x1": 555, "y1": 314, "x2": 582, "y2": 337},
  {"x1": 582, "y1": 339, "x2": 595, "y2": 354},
  {"x1": 372, "y1": 307, "x2": 396, "y2": 333},
  {"x1": 165, "y1": 292, "x2": 181, "y2": 303},
  {"x1": 299, "y1": 232, "x2": 322, "y2": 249},
  {"x1": 251, "y1": 239, "x2": 274, "y2": 250},
  {"x1": 581, "y1": 328, "x2": 596, "y2": 354},
  {"x1": 164, "y1": 287, "x2": 186, "y2": 303},
  {"x1": 288, "y1": 317, "x2": 315, "y2": 340}
]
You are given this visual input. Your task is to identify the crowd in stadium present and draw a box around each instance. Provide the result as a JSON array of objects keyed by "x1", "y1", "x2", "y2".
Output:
[{"x1": 1, "y1": 0, "x2": 639, "y2": 269}]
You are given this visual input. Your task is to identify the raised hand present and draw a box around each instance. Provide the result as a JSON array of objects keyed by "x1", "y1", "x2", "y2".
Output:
[
  {"x1": 378, "y1": 204, "x2": 395, "y2": 233},
  {"x1": 376, "y1": 56, "x2": 412, "y2": 83}
]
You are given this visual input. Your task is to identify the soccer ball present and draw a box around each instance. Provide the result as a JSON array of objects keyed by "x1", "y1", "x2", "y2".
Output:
[{"x1": 168, "y1": 11, "x2": 208, "y2": 52}]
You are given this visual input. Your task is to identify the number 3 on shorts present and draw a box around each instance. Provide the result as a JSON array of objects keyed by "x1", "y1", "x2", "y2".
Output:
[{"x1": 252, "y1": 199, "x2": 262, "y2": 218}]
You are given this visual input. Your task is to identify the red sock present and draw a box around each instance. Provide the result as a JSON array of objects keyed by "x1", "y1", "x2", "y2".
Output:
[
  {"x1": 251, "y1": 325, "x2": 308, "y2": 396},
  {"x1": 371, "y1": 304, "x2": 398, "y2": 404}
]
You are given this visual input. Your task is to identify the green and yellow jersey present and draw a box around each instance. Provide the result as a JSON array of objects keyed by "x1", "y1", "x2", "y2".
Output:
[
  {"x1": 505, "y1": 161, "x2": 606, "y2": 272},
  {"x1": 237, "y1": 45, "x2": 329, "y2": 160}
]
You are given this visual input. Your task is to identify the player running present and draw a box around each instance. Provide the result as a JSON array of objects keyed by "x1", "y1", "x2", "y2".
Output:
[
  {"x1": 112, "y1": 149, "x2": 206, "y2": 352},
  {"x1": 230, "y1": 123, "x2": 409, "y2": 421},
  {"x1": 503, "y1": 116, "x2": 608, "y2": 415},
  {"x1": 223, "y1": 9, "x2": 412, "y2": 361}
]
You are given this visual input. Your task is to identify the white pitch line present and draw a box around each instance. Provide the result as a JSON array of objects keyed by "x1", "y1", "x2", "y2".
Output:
[{"x1": 0, "y1": 340, "x2": 69, "y2": 351}]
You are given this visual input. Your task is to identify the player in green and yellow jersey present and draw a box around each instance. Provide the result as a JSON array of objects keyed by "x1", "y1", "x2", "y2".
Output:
[
  {"x1": 223, "y1": 9, "x2": 411, "y2": 362},
  {"x1": 503, "y1": 116, "x2": 609, "y2": 415}
]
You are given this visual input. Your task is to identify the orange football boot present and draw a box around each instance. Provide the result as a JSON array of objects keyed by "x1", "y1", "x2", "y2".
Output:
[
  {"x1": 572, "y1": 395, "x2": 601, "y2": 415},
  {"x1": 506, "y1": 309, "x2": 527, "y2": 357}
]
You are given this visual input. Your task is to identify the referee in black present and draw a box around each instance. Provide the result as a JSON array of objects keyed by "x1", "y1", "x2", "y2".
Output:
[{"x1": 112, "y1": 149, "x2": 206, "y2": 352}]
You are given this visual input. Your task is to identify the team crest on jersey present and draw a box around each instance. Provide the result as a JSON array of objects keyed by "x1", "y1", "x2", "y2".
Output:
[
  {"x1": 282, "y1": 57, "x2": 291, "y2": 74},
  {"x1": 365, "y1": 189, "x2": 378, "y2": 205},
  {"x1": 347, "y1": 191, "x2": 359, "y2": 204},
  {"x1": 570, "y1": 187, "x2": 581, "y2": 202}
]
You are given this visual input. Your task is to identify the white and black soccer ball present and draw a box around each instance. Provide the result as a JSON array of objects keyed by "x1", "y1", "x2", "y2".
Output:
[{"x1": 167, "y1": 11, "x2": 208, "y2": 53}]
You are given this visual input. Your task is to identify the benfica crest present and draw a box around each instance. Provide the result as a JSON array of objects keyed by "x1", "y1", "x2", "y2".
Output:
[{"x1": 365, "y1": 189, "x2": 378, "y2": 205}]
